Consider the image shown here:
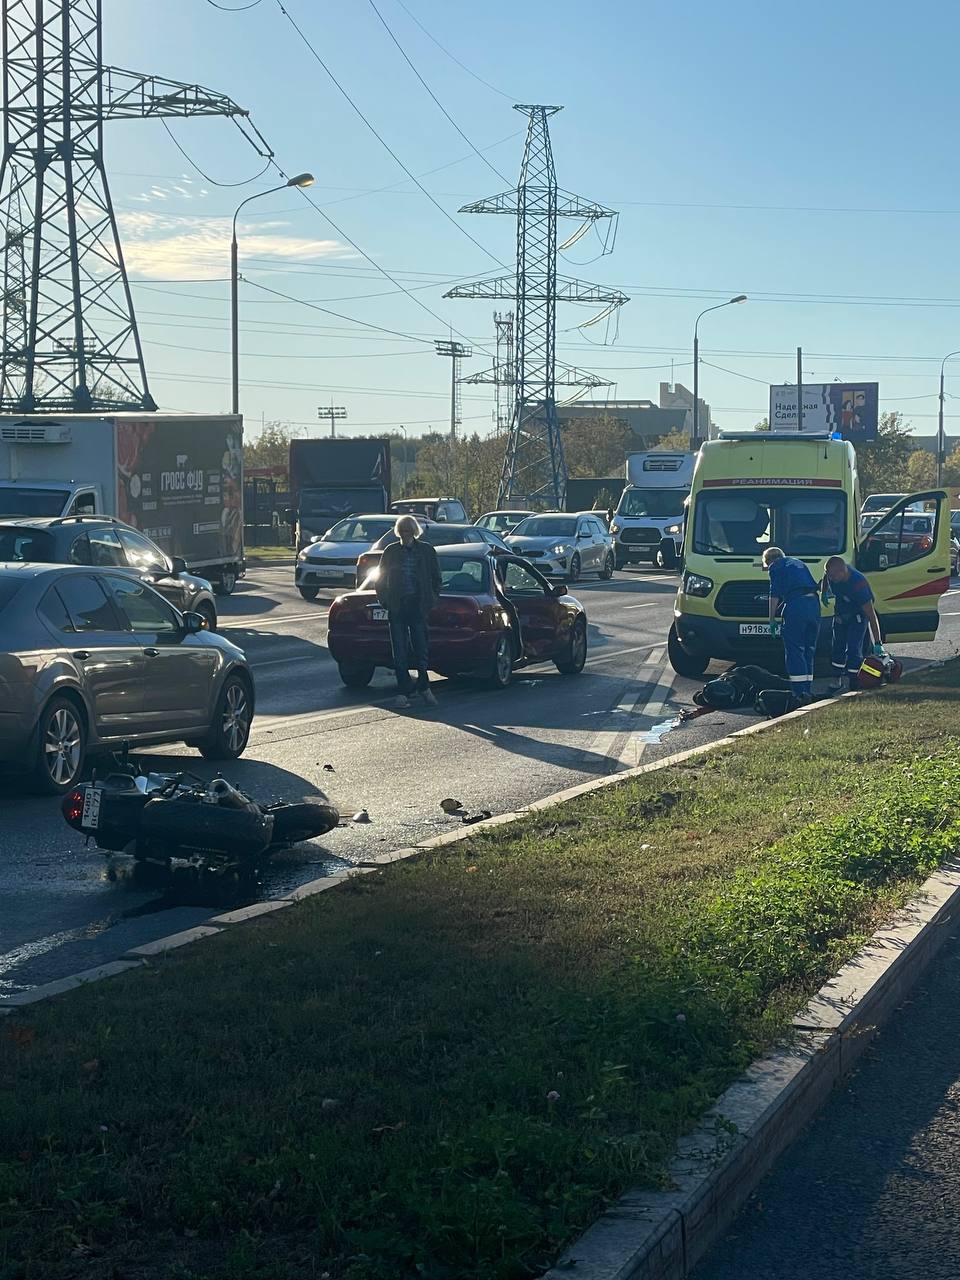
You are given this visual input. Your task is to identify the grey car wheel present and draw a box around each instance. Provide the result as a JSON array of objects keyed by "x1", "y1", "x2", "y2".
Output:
[
  {"x1": 199, "y1": 675, "x2": 252, "y2": 760},
  {"x1": 567, "y1": 552, "x2": 581, "y2": 583},
  {"x1": 214, "y1": 569, "x2": 237, "y2": 597},
  {"x1": 33, "y1": 697, "x2": 86, "y2": 795}
]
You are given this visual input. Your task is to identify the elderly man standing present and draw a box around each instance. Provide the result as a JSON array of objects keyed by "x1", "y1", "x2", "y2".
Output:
[
  {"x1": 376, "y1": 514, "x2": 442, "y2": 708},
  {"x1": 763, "y1": 545, "x2": 821, "y2": 702}
]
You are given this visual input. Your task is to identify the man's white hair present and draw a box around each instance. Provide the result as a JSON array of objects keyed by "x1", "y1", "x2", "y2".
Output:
[{"x1": 394, "y1": 514, "x2": 421, "y2": 538}]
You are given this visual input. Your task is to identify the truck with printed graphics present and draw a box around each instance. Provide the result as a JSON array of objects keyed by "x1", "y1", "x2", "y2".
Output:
[
  {"x1": 609, "y1": 451, "x2": 694, "y2": 570},
  {"x1": 0, "y1": 414, "x2": 244, "y2": 594}
]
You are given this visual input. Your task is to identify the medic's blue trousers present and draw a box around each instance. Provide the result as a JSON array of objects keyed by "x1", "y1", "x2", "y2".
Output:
[
  {"x1": 832, "y1": 614, "x2": 869, "y2": 687},
  {"x1": 781, "y1": 592, "x2": 820, "y2": 700}
]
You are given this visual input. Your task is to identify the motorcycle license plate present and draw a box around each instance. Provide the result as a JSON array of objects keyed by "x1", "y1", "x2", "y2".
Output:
[
  {"x1": 369, "y1": 607, "x2": 388, "y2": 621},
  {"x1": 739, "y1": 623, "x2": 773, "y2": 636},
  {"x1": 81, "y1": 785, "x2": 103, "y2": 830}
]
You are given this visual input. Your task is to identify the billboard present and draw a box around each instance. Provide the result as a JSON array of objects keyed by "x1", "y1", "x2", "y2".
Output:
[{"x1": 768, "y1": 383, "x2": 879, "y2": 441}]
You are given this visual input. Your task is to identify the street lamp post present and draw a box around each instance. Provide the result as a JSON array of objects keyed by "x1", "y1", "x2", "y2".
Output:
[
  {"x1": 938, "y1": 350, "x2": 960, "y2": 487},
  {"x1": 231, "y1": 172, "x2": 314, "y2": 416},
  {"x1": 692, "y1": 294, "x2": 747, "y2": 446},
  {"x1": 395, "y1": 424, "x2": 408, "y2": 494}
]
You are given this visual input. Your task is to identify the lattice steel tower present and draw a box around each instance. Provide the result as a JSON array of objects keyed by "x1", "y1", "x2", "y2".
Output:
[
  {"x1": 0, "y1": 0, "x2": 270, "y2": 412},
  {"x1": 447, "y1": 105, "x2": 626, "y2": 507}
]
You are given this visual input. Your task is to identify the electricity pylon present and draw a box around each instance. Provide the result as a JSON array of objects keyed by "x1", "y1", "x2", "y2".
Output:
[
  {"x1": 446, "y1": 105, "x2": 626, "y2": 507},
  {"x1": 0, "y1": 0, "x2": 272, "y2": 413}
]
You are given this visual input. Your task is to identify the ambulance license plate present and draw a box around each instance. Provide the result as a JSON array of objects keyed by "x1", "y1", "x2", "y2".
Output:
[
  {"x1": 739, "y1": 623, "x2": 772, "y2": 636},
  {"x1": 81, "y1": 785, "x2": 103, "y2": 830},
  {"x1": 369, "y1": 607, "x2": 388, "y2": 622}
]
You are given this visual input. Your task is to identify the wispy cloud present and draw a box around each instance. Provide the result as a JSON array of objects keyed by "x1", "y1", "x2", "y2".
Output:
[{"x1": 117, "y1": 211, "x2": 354, "y2": 280}]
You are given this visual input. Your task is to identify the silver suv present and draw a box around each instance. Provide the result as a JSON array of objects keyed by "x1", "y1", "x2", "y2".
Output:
[{"x1": 0, "y1": 564, "x2": 253, "y2": 794}]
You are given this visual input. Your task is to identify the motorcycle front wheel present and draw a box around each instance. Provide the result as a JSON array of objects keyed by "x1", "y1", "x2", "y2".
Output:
[{"x1": 267, "y1": 801, "x2": 340, "y2": 845}]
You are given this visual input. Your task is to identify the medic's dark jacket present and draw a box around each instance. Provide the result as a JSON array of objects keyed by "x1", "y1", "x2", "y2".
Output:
[{"x1": 829, "y1": 567, "x2": 874, "y2": 623}]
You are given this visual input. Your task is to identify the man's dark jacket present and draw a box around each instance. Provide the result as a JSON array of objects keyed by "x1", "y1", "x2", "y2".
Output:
[{"x1": 375, "y1": 538, "x2": 442, "y2": 615}]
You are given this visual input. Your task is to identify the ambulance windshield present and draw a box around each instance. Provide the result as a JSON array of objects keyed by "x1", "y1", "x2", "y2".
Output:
[{"x1": 693, "y1": 488, "x2": 846, "y2": 557}]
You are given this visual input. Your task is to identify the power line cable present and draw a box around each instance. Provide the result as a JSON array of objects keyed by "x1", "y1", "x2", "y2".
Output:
[
  {"x1": 244, "y1": 278, "x2": 438, "y2": 344},
  {"x1": 392, "y1": 0, "x2": 515, "y2": 100},
  {"x1": 365, "y1": 0, "x2": 510, "y2": 185},
  {"x1": 264, "y1": 158, "x2": 495, "y2": 355},
  {"x1": 273, "y1": 0, "x2": 508, "y2": 268},
  {"x1": 160, "y1": 119, "x2": 272, "y2": 187},
  {"x1": 205, "y1": 0, "x2": 263, "y2": 9}
]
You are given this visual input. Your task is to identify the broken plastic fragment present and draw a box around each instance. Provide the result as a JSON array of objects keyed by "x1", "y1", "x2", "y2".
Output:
[{"x1": 351, "y1": 809, "x2": 370, "y2": 824}]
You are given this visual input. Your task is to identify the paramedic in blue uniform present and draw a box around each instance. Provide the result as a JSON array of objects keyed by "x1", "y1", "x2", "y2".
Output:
[
  {"x1": 821, "y1": 556, "x2": 884, "y2": 694},
  {"x1": 762, "y1": 546, "x2": 821, "y2": 702}
]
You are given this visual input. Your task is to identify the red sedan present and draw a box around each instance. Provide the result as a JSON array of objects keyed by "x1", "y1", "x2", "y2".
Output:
[{"x1": 327, "y1": 547, "x2": 587, "y2": 689}]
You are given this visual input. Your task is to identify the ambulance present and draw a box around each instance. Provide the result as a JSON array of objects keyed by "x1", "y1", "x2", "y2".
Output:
[{"x1": 669, "y1": 431, "x2": 952, "y2": 677}]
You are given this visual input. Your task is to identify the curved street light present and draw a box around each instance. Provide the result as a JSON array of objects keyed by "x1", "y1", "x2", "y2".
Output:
[
  {"x1": 231, "y1": 172, "x2": 315, "y2": 415},
  {"x1": 692, "y1": 294, "x2": 747, "y2": 445}
]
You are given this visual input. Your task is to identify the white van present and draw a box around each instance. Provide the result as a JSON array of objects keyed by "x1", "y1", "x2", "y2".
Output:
[{"x1": 610, "y1": 452, "x2": 694, "y2": 570}]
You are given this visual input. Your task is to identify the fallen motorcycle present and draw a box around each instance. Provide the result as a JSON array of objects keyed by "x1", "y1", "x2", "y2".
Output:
[{"x1": 62, "y1": 766, "x2": 340, "y2": 870}]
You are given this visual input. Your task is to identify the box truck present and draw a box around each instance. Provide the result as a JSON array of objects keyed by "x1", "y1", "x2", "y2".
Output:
[
  {"x1": 609, "y1": 451, "x2": 694, "y2": 570},
  {"x1": 287, "y1": 438, "x2": 391, "y2": 550},
  {"x1": 0, "y1": 414, "x2": 244, "y2": 593}
]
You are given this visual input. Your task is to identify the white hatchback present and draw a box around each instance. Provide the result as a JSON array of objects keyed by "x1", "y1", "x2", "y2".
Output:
[
  {"x1": 295, "y1": 514, "x2": 397, "y2": 599},
  {"x1": 506, "y1": 512, "x2": 614, "y2": 582}
]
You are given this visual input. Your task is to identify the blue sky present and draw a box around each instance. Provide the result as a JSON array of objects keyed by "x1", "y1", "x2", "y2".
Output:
[{"x1": 103, "y1": 0, "x2": 960, "y2": 441}]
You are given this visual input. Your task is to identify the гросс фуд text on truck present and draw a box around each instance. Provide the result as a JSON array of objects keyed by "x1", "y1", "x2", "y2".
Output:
[{"x1": 0, "y1": 414, "x2": 244, "y2": 595}]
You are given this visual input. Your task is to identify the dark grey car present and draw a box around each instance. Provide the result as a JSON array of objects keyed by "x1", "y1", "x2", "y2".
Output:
[
  {"x1": 0, "y1": 564, "x2": 254, "y2": 794},
  {"x1": 0, "y1": 516, "x2": 219, "y2": 629}
]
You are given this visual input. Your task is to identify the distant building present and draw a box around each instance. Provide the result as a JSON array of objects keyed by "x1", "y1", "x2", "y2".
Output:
[{"x1": 555, "y1": 384, "x2": 712, "y2": 445}]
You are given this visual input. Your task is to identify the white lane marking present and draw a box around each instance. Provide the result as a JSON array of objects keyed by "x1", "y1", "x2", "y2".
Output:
[
  {"x1": 584, "y1": 643, "x2": 662, "y2": 666},
  {"x1": 587, "y1": 646, "x2": 669, "y2": 762},
  {"x1": 620, "y1": 665, "x2": 678, "y2": 769},
  {"x1": 252, "y1": 654, "x2": 322, "y2": 669},
  {"x1": 623, "y1": 602, "x2": 658, "y2": 610},
  {"x1": 223, "y1": 610, "x2": 329, "y2": 629}
]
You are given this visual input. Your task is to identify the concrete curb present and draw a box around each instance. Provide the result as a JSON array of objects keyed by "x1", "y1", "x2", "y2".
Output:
[{"x1": 538, "y1": 854, "x2": 960, "y2": 1280}]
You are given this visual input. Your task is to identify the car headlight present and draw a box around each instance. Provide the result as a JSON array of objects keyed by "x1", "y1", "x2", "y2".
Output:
[
  {"x1": 297, "y1": 548, "x2": 309, "y2": 562},
  {"x1": 664, "y1": 524, "x2": 681, "y2": 535},
  {"x1": 683, "y1": 571, "x2": 714, "y2": 597},
  {"x1": 609, "y1": 520, "x2": 621, "y2": 534},
  {"x1": 552, "y1": 543, "x2": 568, "y2": 556}
]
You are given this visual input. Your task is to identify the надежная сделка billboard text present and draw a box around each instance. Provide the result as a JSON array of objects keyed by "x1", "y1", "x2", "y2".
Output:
[{"x1": 768, "y1": 383, "x2": 878, "y2": 440}]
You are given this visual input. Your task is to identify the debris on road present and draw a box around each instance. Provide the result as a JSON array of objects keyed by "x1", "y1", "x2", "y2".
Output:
[
  {"x1": 461, "y1": 809, "x2": 493, "y2": 825},
  {"x1": 440, "y1": 798, "x2": 464, "y2": 814},
  {"x1": 322, "y1": 764, "x2": 335, "y2": 772},
  {"x1": 351, "y1": 810, "x2": 371, "y2": 824}
]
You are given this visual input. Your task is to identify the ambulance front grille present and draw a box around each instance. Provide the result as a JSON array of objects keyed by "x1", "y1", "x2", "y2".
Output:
[{"x1": 715, "y1": 581, "x2": 770, "y2": 618}]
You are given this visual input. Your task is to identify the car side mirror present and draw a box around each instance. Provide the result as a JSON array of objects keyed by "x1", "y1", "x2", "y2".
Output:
[
  {"x1": 171, "y1": 555, "x2": 187, "y2": 575},
  {"x1": 182, "y1": 611, "x2": 207, "y2": 634},
  {"x1": 552, "y1": 583, "x2": 566, "y2": 597}
]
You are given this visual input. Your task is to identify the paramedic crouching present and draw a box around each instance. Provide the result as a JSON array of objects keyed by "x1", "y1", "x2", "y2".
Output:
[
  {"x1": 763, "y1": 546, "x2": 821, "y2": 702},
  {"x1": 822, "y1": 556, "x2": 884, "y2": 694}
]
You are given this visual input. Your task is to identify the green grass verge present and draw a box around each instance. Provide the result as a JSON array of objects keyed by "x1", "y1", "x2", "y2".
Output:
[
  {"x1": 243, "y1": 544, "x2": 294, "y2": 564},
  {"x1": 5, "y1": 665, "x2": 960, "y2": 1280}
]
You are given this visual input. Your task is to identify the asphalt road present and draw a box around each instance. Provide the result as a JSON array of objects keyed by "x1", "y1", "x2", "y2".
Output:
[
  {"x1": 693, "y1": 930, "x2": 960, "y2": 1280},
  {"x1": 3, "y1": 562, "x2": 960, "y2": 1001}
]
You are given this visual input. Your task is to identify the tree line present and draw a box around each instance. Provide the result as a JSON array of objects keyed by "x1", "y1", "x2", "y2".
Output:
[{"x1": 244, "y1": 412, "x2": 959, "y2": 512}]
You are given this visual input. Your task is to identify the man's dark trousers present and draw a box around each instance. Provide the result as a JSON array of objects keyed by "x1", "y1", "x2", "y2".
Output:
[{"x1": 389, "y1": 597, "x2": 429, "y2": 693}]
